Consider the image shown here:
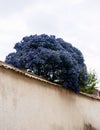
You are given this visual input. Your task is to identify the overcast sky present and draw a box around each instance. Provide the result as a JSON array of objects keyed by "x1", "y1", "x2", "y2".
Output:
[{"x1": 0, "y1": 0, "x2": 100, "y2": 84}]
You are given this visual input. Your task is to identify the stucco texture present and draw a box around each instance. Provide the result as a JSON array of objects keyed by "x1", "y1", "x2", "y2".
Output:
[{"x1": 0, "y1": 62, "x2": 100, "y2": 130}]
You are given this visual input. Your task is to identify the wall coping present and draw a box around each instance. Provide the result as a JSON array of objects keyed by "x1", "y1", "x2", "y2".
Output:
[{"x1": 0, "y1": 61, "x2": 100, "y2": 101}]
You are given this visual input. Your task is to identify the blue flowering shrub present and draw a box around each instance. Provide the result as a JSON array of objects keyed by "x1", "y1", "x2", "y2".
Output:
[{"x1": 5, "y1": 34, "x2": 88, "y2": 93}]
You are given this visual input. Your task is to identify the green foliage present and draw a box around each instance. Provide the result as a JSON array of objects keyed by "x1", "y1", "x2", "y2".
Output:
[{"x1": 80, "y1": 70, "x2": 98, "y2": 94}]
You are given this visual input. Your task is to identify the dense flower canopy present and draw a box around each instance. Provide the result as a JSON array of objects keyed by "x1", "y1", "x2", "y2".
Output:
[{"x1": 5, "y1": 34, "x2": 88, "y2": 93}]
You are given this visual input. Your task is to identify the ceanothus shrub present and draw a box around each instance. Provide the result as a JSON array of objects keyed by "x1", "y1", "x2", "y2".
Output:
[{"x1": 5, "y1": 34, "x2": 88, "y2": 93}]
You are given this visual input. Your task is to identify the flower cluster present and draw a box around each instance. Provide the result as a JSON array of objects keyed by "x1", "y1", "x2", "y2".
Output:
[{"x1": 5, "y1": 34, "x2": 88, "y2": 93}]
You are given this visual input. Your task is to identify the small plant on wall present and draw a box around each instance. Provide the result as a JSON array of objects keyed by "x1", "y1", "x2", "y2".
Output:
[{"x1": 80, "y1": 70, "x2": 99, "y2": 94}]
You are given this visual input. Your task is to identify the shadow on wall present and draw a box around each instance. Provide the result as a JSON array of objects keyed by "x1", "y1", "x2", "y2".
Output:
[{"x1": 84, "y1": 123, "x2": 97, "y2": 130}]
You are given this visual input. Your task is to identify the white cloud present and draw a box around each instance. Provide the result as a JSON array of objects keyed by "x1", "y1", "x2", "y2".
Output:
[{"x1": 0, "y1": 0, "x2": 35, "y2": 16}]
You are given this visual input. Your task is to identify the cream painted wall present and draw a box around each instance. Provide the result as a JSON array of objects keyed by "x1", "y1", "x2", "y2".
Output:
[{"x1": 0, "y1": 66, "x2": 100, "y2": 130}]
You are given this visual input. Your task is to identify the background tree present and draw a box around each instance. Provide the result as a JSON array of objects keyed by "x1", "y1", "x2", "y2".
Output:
[
  {"x1": 5, "y1": 34, "x2": 88, "y2": 93},
  {"x1": 80, "y1": 70, "x2": 99, "y2": 94}
]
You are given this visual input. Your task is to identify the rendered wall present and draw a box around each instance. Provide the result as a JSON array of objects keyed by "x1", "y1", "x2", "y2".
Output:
[{"x1": 0, "y1": 65, "x2": 100, "y2": 130}]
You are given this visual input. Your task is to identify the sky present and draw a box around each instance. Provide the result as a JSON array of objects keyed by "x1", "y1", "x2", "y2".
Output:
[{"x1": 0, "y1": 0, "x2": 100, "y2": 86}]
